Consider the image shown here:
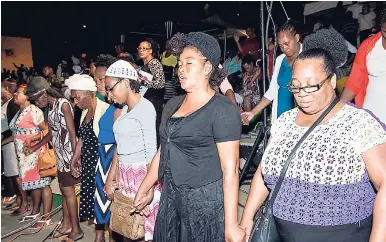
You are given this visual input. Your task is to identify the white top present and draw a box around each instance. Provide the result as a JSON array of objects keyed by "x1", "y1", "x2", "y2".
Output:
[
  {"x1": 358, "y1": 11, "x2": 376, "y2": 31},
  {"x1": 1, "y1": 99, "x2": 11, "y2": 132},
  {"x1": 264, "y1": 104, "x2": 386, "y2": 186},
  {"x1": 346, "y1": 3, "x2": 363, "y2": 19},
  {"x1": 363, "y1": 38, "x2": 386, "y2": 125},
  {"x1": 264, "y1": 44, "x2": 303, "y2": 124},
  {"x1": 113, "y1": 97, "x2": 157, "y2": 164}
]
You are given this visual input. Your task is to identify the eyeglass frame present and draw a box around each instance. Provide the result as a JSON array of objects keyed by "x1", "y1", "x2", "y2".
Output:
[
  {"x1": 287, "y1": 73, "x2": 333, "y2": 94},
  {"x1": 137, "y1": 47, "x2": 152, "y2": 51},
  {"x1": 105, "y1": 78, "x2": 124, "y2": 93}
]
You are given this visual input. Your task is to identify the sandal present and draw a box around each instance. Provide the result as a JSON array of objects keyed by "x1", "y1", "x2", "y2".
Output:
[
  {"x1": 18, "y1": 212, "x2": 40, "y2": 222},
  {"x1": 53, "y1": 230, "x2": 71, "y2": 238},
  {"x1": 10, "y1": 206, "x2": 31, "y2": 217},
  {"x1": 4, "y1": 201, "x2": 19, "y2": 210},
  {"x1": 61, "y1": 232, "x2": 84, "y2": 242},
  {"x1": 29, "y1": 218, "x2": 52, "y2": 231},
  {"x1": 2, "y1": 195, "x2": 16, "y2": 204}
]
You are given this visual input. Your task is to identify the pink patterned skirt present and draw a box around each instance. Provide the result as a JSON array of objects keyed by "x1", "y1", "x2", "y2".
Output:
[{"x1": 118, "y1": 161, "x2": 162, "y2": 241}]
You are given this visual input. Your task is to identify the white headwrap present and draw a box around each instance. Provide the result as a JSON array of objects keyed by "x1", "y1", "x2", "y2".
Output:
[
  {"x1": 65, "y1": 74, "x2": 97, "y2": 92},
  {"x1": 106, "y1": 60, "x2": 138, "y2": 80}
]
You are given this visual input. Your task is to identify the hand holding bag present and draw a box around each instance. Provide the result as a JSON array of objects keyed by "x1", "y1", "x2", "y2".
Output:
[
  {"x1": 37, "y1": 131, "x2": 57, "y2": 177},
  {"x1": 109, "y1": 160, "x2": 145, "y2": 240},
  {"x1": 249, "y1": 98, "x2": 340, "y2": 242}
]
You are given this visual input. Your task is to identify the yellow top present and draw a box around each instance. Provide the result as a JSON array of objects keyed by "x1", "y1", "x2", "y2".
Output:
[{"x1": 161, "y1": 52, "x2": 177, "y2": 67}]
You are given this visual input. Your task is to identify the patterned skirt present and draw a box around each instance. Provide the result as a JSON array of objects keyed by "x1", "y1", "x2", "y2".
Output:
[
  {"x1": 94, "y1": 143, "x2": 116, "y2": 224},
  {"x1": 119, "y1": 161, "x2": 162, "y2": 241}
]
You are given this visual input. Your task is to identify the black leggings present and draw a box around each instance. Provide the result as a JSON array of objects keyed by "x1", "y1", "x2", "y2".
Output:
[{"x1": 145, "y1": 96, "x2": 164, "y2": 148}]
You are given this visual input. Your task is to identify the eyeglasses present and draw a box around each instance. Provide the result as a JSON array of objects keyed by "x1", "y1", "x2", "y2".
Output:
[
  {"x1": 287, "y1": 74, "x2": 333, "y2": 94},
  {"x1": 105, "y1": 78, "x2": 123, "y2": 93},
  {"x1": 137, "y1": 47, "x2": 151, "y2": 51}
]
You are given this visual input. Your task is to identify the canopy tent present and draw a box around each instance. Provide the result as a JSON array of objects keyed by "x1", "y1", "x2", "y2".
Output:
[{"x1": 303, "y1": 1, "x2": 354, "y2": 16}]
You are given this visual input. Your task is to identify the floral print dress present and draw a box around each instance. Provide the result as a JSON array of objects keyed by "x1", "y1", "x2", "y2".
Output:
[{"x1": 9, "y1": 104, "x2": 51, "y2": 191}]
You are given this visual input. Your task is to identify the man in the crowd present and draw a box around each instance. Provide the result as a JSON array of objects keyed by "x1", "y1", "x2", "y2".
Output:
[
  {"x1": 341, "y1": 11, "x2": 360, "y2": 46},
  {"x1": 43, "y1": 65, "x2": 61, "y2": 89},
  {"x1": 234, "y1": 26, "x2": 261, "y2": 61},
  {"x1": 115, "y1": 42, "x2": 134, "y2": 62}
]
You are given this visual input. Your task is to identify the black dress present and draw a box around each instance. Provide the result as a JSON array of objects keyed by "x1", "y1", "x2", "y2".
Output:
[
  {"x1": 153, "y1": 117, "x2": 225, "y2": 242},
  {"x1": 78, "y1": 117, "x2": 99, "y2": 220}
]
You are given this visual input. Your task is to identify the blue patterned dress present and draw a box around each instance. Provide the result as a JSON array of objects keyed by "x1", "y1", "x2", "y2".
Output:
[{"x1": 94, "y1": 105, "x2": 117, "y2": 224}]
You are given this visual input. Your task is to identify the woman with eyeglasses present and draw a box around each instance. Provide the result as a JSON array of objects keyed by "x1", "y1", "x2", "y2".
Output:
[
  {"x1": 241, "y1": 20, "x2": 302, "y2": 125},
  {"x1": 240, "y1": 48, "x2": 386, "y2": 242},
  {"x1": 68, "y1": 74, "x2": 110, "y2": 242},
  {"x1": 137, "y1": 38, "x2": 165, "y2": 147},
  {"x1": 104, "y1": 60, "x2": 161, "y2": 242},
  {"x1": 25, "y1": 77, "x2": 83, "y2": 241},
  {"x1": 8, "y1": 82, "x2": 53, "y2": 228}
]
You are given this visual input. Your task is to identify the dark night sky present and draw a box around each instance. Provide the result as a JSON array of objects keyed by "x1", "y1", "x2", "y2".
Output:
[{"x1": 2, "y1": 1, "x2": 305, "y2": 69}]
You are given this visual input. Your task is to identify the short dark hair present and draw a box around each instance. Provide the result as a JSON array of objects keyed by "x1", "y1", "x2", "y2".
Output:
[
  {"x1": 295, "y1": 48, "x2": 337, "y2": 77},
  {"x1": 381, "y1": 8, "x2": 386, "y2": 23},
  {"x1": 242, "y1": 54, "x2": 256, "y2": 66},
  {"x1": 1, "y1": 78, "x2": 17, "y2": 93},
  {"x1": 94, "y1": 54, "x2": 118, "y2": 69},
  {"x1": 144, "y1": 38, "x2": 160, "y2": 59},
  {"x1": 115, "y1": 42, "x2": 124, "y2": 48},
  {"x1": 278, "y1": 19, "x2": 301, "y2": 36}
]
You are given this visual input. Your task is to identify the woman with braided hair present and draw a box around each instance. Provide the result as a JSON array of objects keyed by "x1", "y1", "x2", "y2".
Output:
[
  {"x1": 241, "y1": 20, "x2": 303, "y2": 126},
  {"x1": 132, "y1": 32, "x2": 245, "y2": 242}
]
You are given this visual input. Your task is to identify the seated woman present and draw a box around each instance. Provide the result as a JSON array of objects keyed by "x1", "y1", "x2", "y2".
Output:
[{"x1": 241, "y1": 54, "x2": 261, "y2": 112}]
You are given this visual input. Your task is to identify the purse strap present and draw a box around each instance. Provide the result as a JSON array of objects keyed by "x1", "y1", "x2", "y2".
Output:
[{"x1": 268, "y1": 97, "x2": 340, "y2": 205}]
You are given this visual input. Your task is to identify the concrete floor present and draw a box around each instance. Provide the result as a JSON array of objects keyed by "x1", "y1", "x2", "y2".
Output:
[{"x1": 1, "y1": 184, "x2": 251, "y2": 242}]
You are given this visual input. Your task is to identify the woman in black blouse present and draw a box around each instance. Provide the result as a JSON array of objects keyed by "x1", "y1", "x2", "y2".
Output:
[
  {"x1": 137, "y1": 38, "x2": 165, "y2": 147},
  {"x1": 132, "y1": 32, "x2": 245, "y2": 242}
]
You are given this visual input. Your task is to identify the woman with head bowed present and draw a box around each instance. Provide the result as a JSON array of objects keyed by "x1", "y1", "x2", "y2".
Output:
[{"x1": 240, "y1": 48, "x2": 386, "y2": 242}]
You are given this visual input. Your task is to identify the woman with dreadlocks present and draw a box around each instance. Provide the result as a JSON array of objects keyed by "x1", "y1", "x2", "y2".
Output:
[
  {"x1": 241, "y1": 20, "x2": 302, "y2": 126},
  {"x1": 132, "y1": 32, "x2": 245, "y2": 242}
]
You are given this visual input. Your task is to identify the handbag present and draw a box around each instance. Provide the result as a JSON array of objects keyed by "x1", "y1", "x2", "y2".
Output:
[
  {"x1": 37, "y1": 131, "x2": 57, "y2": 177},
  {"x1": 249, "y1": 98, "x2": 340, "y2": 242},
  {"x1": 109, "y1": 160, "x2": 145, "y2": 240}
]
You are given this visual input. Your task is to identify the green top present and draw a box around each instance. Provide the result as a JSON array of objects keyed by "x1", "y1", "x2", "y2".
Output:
[{"x1": 96, "y1": 92, "x2": 105, "y2": 102}]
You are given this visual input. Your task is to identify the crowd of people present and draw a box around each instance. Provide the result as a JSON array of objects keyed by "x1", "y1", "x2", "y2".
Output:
[{"x1": 1, "y1": 3, "x2": 386, "y2": 242}]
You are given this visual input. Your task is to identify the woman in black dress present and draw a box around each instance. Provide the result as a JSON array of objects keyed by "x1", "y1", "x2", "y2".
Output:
[{"x1": 133, "y1": 32, "x2": 246, "y2": 242}]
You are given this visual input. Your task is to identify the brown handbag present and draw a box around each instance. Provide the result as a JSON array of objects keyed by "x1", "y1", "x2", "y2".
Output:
[
  {"x1": 109, "y1": 161, "x2": 145, "y2": 240},
  {"x1": 37, "y1": 132, "x2": 57, "y2": 177}
]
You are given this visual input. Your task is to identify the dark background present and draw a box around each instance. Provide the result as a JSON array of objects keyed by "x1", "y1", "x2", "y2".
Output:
[{"x1": 2, "y1": 1, "x2": 306, "y2": 70}]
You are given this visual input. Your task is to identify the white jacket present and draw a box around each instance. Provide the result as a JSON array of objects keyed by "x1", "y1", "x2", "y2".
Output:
[{"x1": 264, "y1": 44, "x2": 302, "y2": 124}]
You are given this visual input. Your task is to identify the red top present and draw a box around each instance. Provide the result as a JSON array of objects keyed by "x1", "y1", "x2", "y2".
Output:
[
  {"x1": 345, "y1": 32, "x2": 381, "y2": 107},
  {"x1": 241, "y1": 37, "x2": 261, "y2": 60}
]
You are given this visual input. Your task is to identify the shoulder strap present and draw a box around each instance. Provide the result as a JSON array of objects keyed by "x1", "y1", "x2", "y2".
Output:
[{"x1": 269, "y1": 98, "x2": 340, "y2": 205}]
